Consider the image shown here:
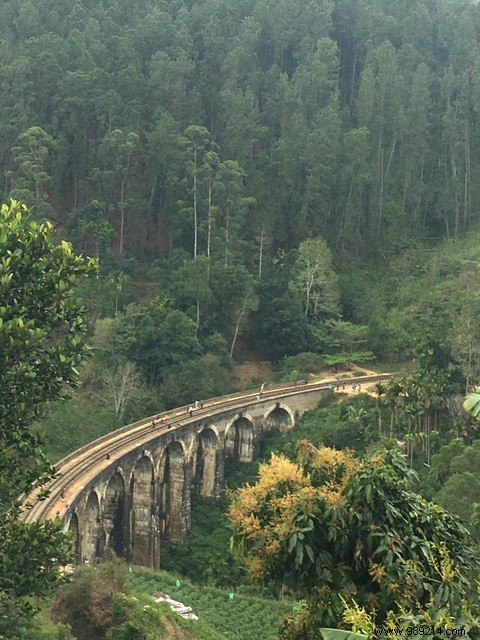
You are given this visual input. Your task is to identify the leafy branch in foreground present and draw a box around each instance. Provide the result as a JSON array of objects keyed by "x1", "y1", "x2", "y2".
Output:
[
  {"x1": 229, "y1": 443, "x2": 480, "y2": 636},
  {"x1": 0, "y1": 200, "x2": 97, "y2": 636}
]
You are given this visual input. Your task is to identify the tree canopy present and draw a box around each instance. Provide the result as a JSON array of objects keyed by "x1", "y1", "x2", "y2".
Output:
[
  {"x1": 229, "y1": 443, "x2": 480, "y2": 634},
  {"x1": 0, "y1": 200, "x2": 96, "y2": 635}
]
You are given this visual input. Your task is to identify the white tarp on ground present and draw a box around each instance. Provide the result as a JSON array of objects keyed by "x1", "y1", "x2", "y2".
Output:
[{"x1": 153, "y1": 592, "x2": 199, "y2": 620}]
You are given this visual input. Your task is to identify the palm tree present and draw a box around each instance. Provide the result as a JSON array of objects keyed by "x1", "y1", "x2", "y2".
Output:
[{"x1": 464, "y1": 392, "x2": 480, "y2": 419}]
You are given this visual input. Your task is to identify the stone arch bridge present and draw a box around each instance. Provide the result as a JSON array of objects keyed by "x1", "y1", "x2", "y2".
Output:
[{"x1": 23, "y1": 374, "x2": 391, "y2": 568}]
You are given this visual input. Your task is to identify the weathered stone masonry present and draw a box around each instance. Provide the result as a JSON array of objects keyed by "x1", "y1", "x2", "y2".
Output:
[{"x1": 64, "y1": 389, "x2": 327, "y2": 568}]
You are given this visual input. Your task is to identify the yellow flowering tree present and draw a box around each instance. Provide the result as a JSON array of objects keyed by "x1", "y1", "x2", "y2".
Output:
[{"x1": 229, "y1": 442, "x2": 480, "y2": 635}]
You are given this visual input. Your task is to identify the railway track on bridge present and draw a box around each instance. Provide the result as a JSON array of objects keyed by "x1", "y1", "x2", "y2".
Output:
[{"x1": 22, "y1": 373, "x2": 394, "y2": 525}]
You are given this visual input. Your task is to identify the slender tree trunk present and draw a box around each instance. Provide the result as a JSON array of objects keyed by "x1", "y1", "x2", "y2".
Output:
[
  {"x1": 377, "y1": 136, "x2": 397, "y2": 237},
  {"x1": 224, "y1": 182, "x2": 230, "y2": 267},
  {"x1": 336, "y1": 177, "x2": 354, "y2": 248},
  {"x1": 193, "y1": 148, "x2": 198, "y2": 259},
  {"x1": 377, "y1": 399, "x2": 382, "y2": 437},
  {"x1": 402, "y1": 168, "x2": 408, "y2": 216},
  {"x1": 207, "y1": 179, "x2": 212, "y2": 276},
  {"x1": 230, "y1": 296, "x2": 249, "y2": 357},
  {"x1": 407, "y1": 417, "x2": 413, "y2": 467},
  {"x1": 305, "y1": 272, "x2": 314, "y2": 315},
  {"x1": 416, "y1": 152, "x2": 425, "y2": 224},
  {"x1": 348, "y1": 48, "x2": 358, "y2": 122},
  {"x1": 427, "y1": 412, "x2": 431, "y2": 466},
  {"x1": 195, "y1": 300, "x2": 200, "y2": 338},
  {"x1": 450, "y1": 150, "x2": 460, "y2": 237},
  {"x1": 258, "y1": 227, "x2": 264, "y2": 280},
  {"x1": 119, "y1": 179, "x2": 125, "y2": 255},
  {"x1": 464, "y1": 119, "x2": 470, "y2": 228},
  {"x1": 375, "y1": 126, "x2": 384, "y2": 236}
]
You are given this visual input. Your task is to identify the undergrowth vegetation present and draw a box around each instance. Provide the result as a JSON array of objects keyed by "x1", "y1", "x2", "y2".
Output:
[{"x1": 129, "y1": 567, "x2": 291, "y2": 640}]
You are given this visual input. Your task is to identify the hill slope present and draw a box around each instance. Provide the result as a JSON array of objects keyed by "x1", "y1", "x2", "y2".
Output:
[{"x1": 129, "y1": 568, "x2": 291, "y2": 640}]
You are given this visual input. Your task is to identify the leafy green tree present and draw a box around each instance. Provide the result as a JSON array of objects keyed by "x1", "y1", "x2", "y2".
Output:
[
  {"x1": 424, "y1": 439, "x2": 466, "y2": 498},
  {"x1": 215, "y1": 159, "x2": 253, "y2": 267},
  {"x1": 199, "y1": 149, "x2": 220, "y2": 267},
  {"x1": 160, "y1": 353, "x2": 231, "y2": 409},
  {"x1": 252, "y1": 269, "x2": 310, "y2": 361},
  {"x1": 52, "y1": 560, "x2": 169, "y2": 640},
  {"x1": 208, "y1": 263, "x2": 258, "y2": 357},
  {"x1": 230, "y1": 443, "x2": 480, "y2": 633},
  {"x1": 101, "y1": 360, "x2": 143, "y2": 426},
  {"x1": 65, "y1": 200, "x2": 114, "y2": 261},
  {"x1": 289, "y1": 237, "x2": 340, "y2": 317},
  {"x1": 95, "y1": 129, "x2": 139, "y2": 255},
  {"x1": 463, "y1": 392, "x2": 480, "y2": 434},
  {"x1": 160, "y1": 494, "x2": 247, "y2": 588},
  {"x1": 335, "y1": 127, "x2": 371, "y2": 249},
  {"x1": 276, "y1": 352, "x2": 325, "y2": 381},
  {"x1": 324, "y1": 319, "x2": 372, "y2": 363},
  {"x1": 169, "y1": 256, "x2": 213, "y2": 338},
  {"x1": 184, "y1": 125, "x2": 210, "y2": 259},
  {"x1": 356, "y1": 40, "x2": 407, "y2": 239},
  {"x1": 8, "y1": 127, "x2": 55, "y2": 219},
  {"x1": 435, "y1": 472, "x2": 480, "y2": 527},
  {"x1": 0, "y1": 200, "x2": 96, "y2": 634},
  {"x1": 115, "y1": 298, "x2": 201, "y2": 384},
  {"x1": 144, "y1": 111, "x2": 187, "y2": 254}
]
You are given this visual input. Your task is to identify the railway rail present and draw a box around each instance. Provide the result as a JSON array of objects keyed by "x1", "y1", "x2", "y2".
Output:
[{"x1": 22, "y1": 373, "x2": 394, "y2": 525}]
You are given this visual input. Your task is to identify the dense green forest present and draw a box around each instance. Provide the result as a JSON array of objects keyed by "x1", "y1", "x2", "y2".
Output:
[
  {"x1": 3, "y1": 0, "x2": 480, "y2": 253},
  {"x1": 2, "y1": 0, "x2": 480, "y2": 410}
]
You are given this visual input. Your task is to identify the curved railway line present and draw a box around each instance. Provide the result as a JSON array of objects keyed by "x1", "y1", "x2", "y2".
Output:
[{"x1": 22, "y1": 373, "x2": 394, "y2": 526}]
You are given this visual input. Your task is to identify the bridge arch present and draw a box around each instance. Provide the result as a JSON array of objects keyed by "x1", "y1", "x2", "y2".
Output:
[
  {"x1": 82, "y1": 489, "x2": 103, "y2": 564},
  {"x1": 104, "y1": 470, "x2": 127, "y2": 559},
  {"x1": 195, "y1": 426, "x2": 220, "y2": 497},
  {"x1": 130, "y1": 455, "x2": 155, "y2": 566},
  {"x1": 225, "y1": 413, "x2": 254, "y2": 462},
  {"x1": 263, "y1": 403, "x2": 295, "y2": 432},
  {"x1": 159, "y1": 441, "x2": 187, "y2": 541}
]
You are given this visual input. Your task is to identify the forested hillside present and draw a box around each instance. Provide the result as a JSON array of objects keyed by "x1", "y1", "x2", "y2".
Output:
[
  {"x1": 2, "y1": 0, "x2": 480, "y2": 412},
  {"x1": 2, "y1": 0, "x2": 480, "y2": 254}
]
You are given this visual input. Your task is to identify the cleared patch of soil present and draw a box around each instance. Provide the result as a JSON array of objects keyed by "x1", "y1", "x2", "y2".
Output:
[{"x1": 230, "y1": 361, "x2": 275, "y2": 390}]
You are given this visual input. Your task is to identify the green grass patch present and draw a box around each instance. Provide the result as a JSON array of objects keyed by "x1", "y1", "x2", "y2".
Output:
[
  {"x1": 129, "y1": 567, "x2": 291, "y2": 640},
  {"x1": 371, "y1": 360, "x2": 410, "y2": 374}
]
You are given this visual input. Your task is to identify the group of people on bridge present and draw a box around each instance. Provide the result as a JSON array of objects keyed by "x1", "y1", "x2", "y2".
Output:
[
  {"x1": 327, "y1": 380, "x2": 362, "y2": 393},
  {"x1": 150, "y1": 400, "x2": 207, "y2": 429}
]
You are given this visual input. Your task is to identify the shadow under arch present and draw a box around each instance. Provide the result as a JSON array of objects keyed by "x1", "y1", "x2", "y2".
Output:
[
  {"x1": 104, "y1": 470, "x2": 127, "y2": 559},
  {"x1": 67, "y1": 511, "x2": 81, "y2": 564},
  {"x1": 159, "y1": 441, "x2": 186, "y2": 541},
  {"x1": 196, "y1": 426, "x2": 220, "y2": 497},
  {"x1": 130, "y1": 455, "x2": 155, "y2": 566},
  {"x1": 263, "y1": 403, "x2": 295, "y2": 432},
  {"x1": 225, "y1": 415, "x2": 254, "y2": 462},
  {"x1": 83, "y1": 489, "x2": 103, "y2": 564}
]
